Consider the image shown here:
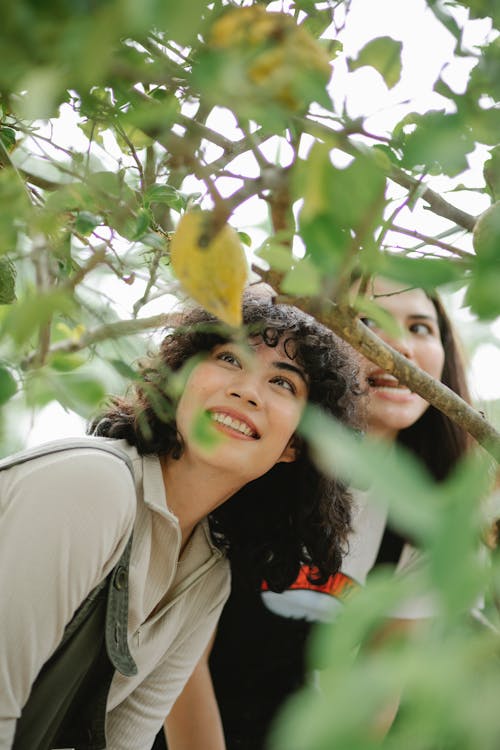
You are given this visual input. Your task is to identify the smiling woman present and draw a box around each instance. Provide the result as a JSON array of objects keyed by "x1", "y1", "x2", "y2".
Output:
[
  {"x1": 356, "y1": 278, "x2": 446, "y2": 441},
  {"x1": 0, "y1": 291, "x2": 363, "y2": 750}
]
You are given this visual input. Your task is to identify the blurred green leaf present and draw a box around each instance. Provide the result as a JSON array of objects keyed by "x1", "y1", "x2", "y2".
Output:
[
  {"x1": 465, "y1": 265, "x2": 500, "y2": 319},
  {"x1": 299, "y1": 405, "x2": 437, "y2": 542},
  {"x1": 401, "y1": 111, "x2": 475, "y2": 176},
  {"x1": 256, "y1": 243, "x2": 294, "y2": 272},
  {"x1": 49, "y1": 352, "x2": 87, "y2": 372},
  {"x1": 108, "y1": 358, "x2": 140, "y2": 380},
  {"x1": 0, "y1": 366, "x2": 17, "y2": 405},
  {"x1": 74, "y1": 211, "x2": 102, "y2": 235},
  {"x1": 281, "y1": 258, "x2": 322, "y2": 296},
  {"x1": 0, "y1": 257, "x2": 16, "y2": 304},
  {"x1": 190, "y1": 408, "x2": 223, "y2": 451},
  {"x1": 143, "y1": 184, "x2": 186, "y2": 212},
  {"x1": 473, "y1": 200, "x2": 500, "y2": 262},
  {"x1": 0, "y1": 127, "x2": 16, "y2": 151},
  {"x1": 348, "y1": 36, "x2": 403, "y2": 89},
  {"x1": 483, "y1": 146, "x2": 500, "y2": 200},
  {"x1": 1, "y1": 290, "x2": 75, "y2": 345},
  {"x1": 297, "y1": 148, "x2": 386, "y2": 273},
  {"x1": 372, "y1": 254, "x2": 464, "y2": 289}
]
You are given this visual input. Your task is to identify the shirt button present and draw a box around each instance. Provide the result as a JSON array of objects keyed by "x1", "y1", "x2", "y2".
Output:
[{"x1": 114, "y1": 566, "x2": 127, "y2": 590}]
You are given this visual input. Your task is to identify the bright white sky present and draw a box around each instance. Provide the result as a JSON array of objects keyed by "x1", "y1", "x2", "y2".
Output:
[{"x1": 23, "y1": 0, "x2": 500, "y2": 446}]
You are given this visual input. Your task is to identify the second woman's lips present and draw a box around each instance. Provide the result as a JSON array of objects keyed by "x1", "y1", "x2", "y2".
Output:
[{"x1": 367, "y1": 371, "x2": 408, "y2": 389}]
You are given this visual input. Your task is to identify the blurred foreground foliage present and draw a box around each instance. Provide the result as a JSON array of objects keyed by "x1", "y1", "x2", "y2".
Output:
[{"x1": 1, "y1": 0, "x2": 500, "y2": 745}]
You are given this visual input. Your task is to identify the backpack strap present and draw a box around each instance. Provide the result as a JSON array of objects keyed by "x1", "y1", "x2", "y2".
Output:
[{"x1": 2, "y1": 437, "x2": 138, "y2": 676}]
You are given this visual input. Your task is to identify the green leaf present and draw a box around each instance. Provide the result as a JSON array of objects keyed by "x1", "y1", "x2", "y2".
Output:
[
  {"x1": 0, "y1": 257, "x2": 16, "y2": 304},
  {"x1": 55, "y1": 372, "x2": 107, "y2": 414},
  {"x1": 237, "y1": 231, "x2": 252, "y2": 248},
  {"x1": 0, "y1": 366, "x2": 17, "y2": 405},
  {"x1": 49, "y1": 352, "x2": 87, "y2": 372},
  {"x1": 372, "y1": 254, "x2": 464, "y2": 289},
  {"x1": 299, "y1": 405, "x2": 437, "y2": 541},
  {"x1": 472, "y1": 200, "x2": 500, "y2": 261},
  {"x1": 297, "y1": 150, "x2": 386, "y2": 274},
  {"x1": 118, "y1": 207, "x2": 152, "y2": 241},
  {"x1": 1, "y1": 290, "x2": 74, "y2": 345},
  {"x1": 281, "y1": 258, "x2": 322, "y2": 296},
  {"x1": 353, "y1": 296, "x2": 402, "y2": 339},
  {"x1": 401, "y1": 111, "x2": 476, "y2": 176},
  {"x1": 348, "y1": 36, "x2": 403, "y2": 89},
  {"x1": 190, "y1": 408, "x2": 224, "y2": 451},
  {"x1": 143, "y1": 184, "x2": 186, "y2": 212},
  {"x1": 465, "y1": 265, "x2": 500, "y2": 319},
  {"x1": 17, "y1": 67, "x2": 64, "y2": 120},
  {"x1": 74, "y1": 211, "x2": 102, "y2": 235},
  {"x1": 484, "y1": 146, "x2": 500, "y2": 200},
  {"x1": 0, "y1": 127, "x2": 16, "y2": 151},
  {"x1": 109, "y1": 358, "x2": 140, "y2": 380},
  {"x1": 256, "y1": 243, "x2": 294, "y2": 272}
]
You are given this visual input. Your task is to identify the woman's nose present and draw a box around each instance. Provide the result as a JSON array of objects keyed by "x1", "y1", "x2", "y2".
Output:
[
  {"x1": 227, "y1": 375, "x2": 261, "y2": 407},
  {"x1": 384, "y1": 332, "x2": 413, "y2": 359}
]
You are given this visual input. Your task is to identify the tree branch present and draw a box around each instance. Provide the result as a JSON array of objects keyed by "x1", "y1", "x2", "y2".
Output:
[
  {"x1": 294, "y1": 117, "x2": 478, "y2": 233},
  {"x1": 21, "y1": 312, "x2": 183, "y2": 369}
]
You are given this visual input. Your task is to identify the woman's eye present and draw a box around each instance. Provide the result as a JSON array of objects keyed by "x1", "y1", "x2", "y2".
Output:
[
  {"x1": 410, "y1": 322, "x2": 433, "y2": 336},
  {"x1": 271, "y1": 376, "x2": 296, "y2": 394},
  {"x1": 360, "y1": 316, "x2": 377, "y2": 330},
  {"x1": 216, "y1": 351, "x2": 241, "y2": 367}
]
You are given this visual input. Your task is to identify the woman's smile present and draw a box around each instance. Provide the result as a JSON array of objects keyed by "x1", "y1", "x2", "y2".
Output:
[{"x1": 208, "y1": 408, "x2": 261, "y2": 439}]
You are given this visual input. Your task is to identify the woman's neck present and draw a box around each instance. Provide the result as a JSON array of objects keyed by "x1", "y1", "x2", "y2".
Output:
[{"x1": 159, "y1": 452, "x2": 243, "y2": 554}]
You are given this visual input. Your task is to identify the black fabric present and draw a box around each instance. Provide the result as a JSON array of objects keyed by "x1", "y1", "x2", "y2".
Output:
[
  {"x1": 153, "y1": 569, "x2": 313, "y2": 750},
  {"x1": 13, "y1": 576, "x2": 113, "y2": 750},
  {"x1": 153, "y1": 527, "x2": 408, "y2": 750},
  {"x1": 374, "y1": 525, "x2": 406, "y2": 567}
]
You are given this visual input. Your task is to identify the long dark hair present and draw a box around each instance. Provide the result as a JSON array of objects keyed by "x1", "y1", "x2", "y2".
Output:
[
  {"x1": 397, "y1": 292, "x2": 472, "y2": 481},
  {"x1": 90, "y1": 294, "x2": 363, "y2": 591}
]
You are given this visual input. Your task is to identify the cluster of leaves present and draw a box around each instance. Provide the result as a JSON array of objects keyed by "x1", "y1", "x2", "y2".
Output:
[{"x1": 0, "y1": 0, "x2": 500, "y2": 744}]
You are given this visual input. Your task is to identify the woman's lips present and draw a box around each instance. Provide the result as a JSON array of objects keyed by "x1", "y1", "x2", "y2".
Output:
[
  {"x1": 208, "y1": 408, "x2": 260, "y2": 439},
  {"x1": 367, "y1": 372, "x2": 416, "y2": 402}
]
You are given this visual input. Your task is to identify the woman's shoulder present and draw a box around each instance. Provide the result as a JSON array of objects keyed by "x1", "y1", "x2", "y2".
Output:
[{"x1": 1, "y1": 437, "x2": 139, "y2": 497}]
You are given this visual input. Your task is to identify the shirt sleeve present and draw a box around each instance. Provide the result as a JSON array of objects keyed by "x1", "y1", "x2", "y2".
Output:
[{"x1": 0, "y1": 448, "x2": 136, "y2": 746}]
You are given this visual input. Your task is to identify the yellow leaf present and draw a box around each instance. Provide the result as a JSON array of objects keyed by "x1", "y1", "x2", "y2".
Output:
[{"x1": 169, "y1": 211, "x2": 248, "y2": 327}]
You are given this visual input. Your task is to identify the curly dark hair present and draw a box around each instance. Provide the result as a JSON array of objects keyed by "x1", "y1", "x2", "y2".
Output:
[{"x1": 89, "y1": 293, "x2": 363, "y2": 591}]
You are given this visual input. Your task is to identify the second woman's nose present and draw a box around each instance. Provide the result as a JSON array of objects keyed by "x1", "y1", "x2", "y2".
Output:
[{"x1": 383, "y1": 331, "x2": 414, "y2": 360}]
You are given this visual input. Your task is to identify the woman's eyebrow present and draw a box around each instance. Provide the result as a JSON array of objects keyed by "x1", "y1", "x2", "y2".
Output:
[
  {"x1": 407, "y1": 314, "x2": 438, "y2": 322},
  {"x1": 273, "y1": 361, "x2": 308, "y2": 384}
]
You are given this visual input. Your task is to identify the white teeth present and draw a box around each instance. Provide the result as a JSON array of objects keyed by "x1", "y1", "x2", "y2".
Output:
[{"x1": 211, "y1": 412, "x2": 255, "y2": 437}]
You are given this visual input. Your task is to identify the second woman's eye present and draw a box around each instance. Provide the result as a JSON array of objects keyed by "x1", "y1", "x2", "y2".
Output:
[
  {"x1": 409, "y1": 322, "x2": 434, "y2": 336},
  {"x1": 359, "y1": 316, "x2": 378, "y2": 330}
]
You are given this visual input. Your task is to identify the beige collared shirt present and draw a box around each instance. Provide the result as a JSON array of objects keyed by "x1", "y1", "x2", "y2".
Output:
[{"x1": 0, "y1": 438, "x2": 230, "y2": 749}]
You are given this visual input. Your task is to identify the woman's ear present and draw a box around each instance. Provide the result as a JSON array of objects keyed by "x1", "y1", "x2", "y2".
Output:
[{"x1": 277, "y1": 435, "x2": 301, "y2": 464}]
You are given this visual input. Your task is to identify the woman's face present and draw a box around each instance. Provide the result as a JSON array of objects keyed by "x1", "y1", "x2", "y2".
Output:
[
  {"x1": 175, "y1": 337, "x2": 308, "y2": 483},
  {"x1": 355, "y1": 278, "x2": 446, "y2": 441}
]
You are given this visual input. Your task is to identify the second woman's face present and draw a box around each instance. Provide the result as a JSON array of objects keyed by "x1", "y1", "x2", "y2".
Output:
[
  {"x1": 175, "y1": 338, "x2": 308, "y2": 483},
  {"x1": 356, "y1": 278, "x2": 446, "y2": 441}
]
